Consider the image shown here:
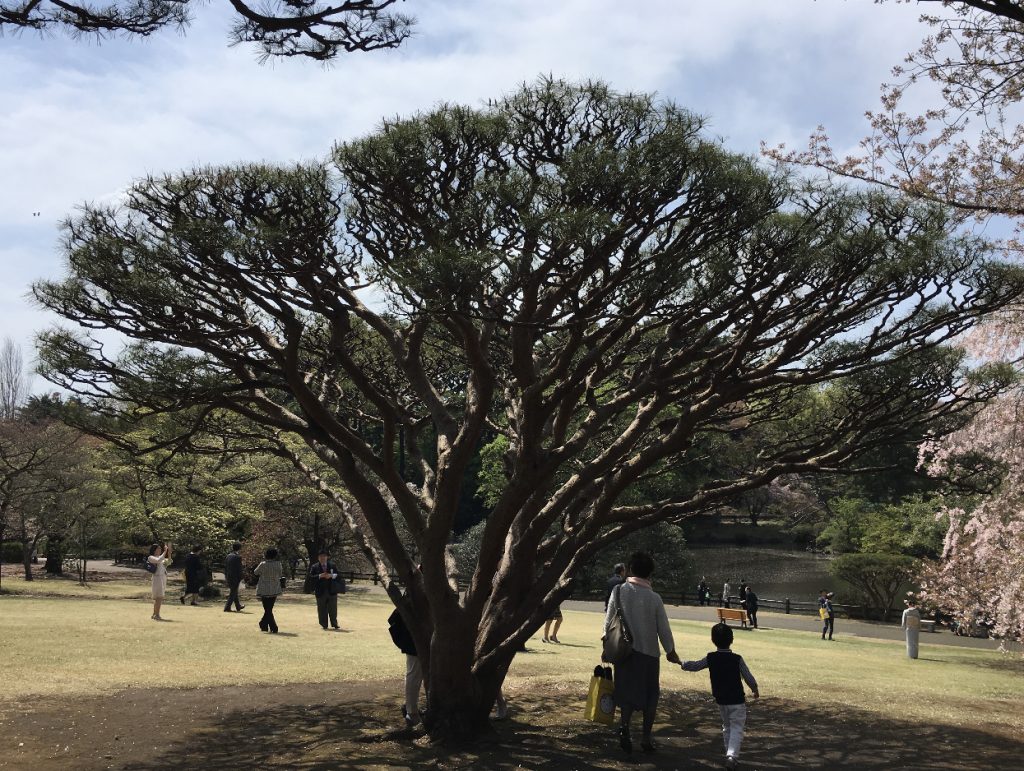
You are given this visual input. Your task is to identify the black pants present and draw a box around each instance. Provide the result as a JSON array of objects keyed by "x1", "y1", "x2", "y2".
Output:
[
  {"x1": 822, "y1": 617, "x2": 834, "y2": 639},
  {"x1": 260, "y1": 596, "x2": 279, "y2": 632},
  {"x1": 748, "y1": 609, "x2": 758, "y2": 628},
  {"x1": 316, "y1": 593, "x2": 338, "y2": 628},
  {"x1": 224, "y1": 581, "x2": 242, "y2": 611}
]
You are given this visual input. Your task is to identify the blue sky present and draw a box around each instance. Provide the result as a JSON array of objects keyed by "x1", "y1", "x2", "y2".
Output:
[{"x1": 0, "y1": 0, "x2": 927, "y2": 382}]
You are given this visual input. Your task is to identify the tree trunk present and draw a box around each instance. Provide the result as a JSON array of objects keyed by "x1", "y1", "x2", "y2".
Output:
[
  {"x1": 45, "y1": 534, "x2": 64, "y2": 575},
  {"x1": 423, "y1": 618, "x2": 505, "y2": 744}
]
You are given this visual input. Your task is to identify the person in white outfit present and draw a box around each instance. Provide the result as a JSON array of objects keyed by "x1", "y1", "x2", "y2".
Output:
[
  {"x1": 147, "y1": 542, "x2": 172, "y2": 620},
  {"x1": 902, "y1": 596, "x2": 921, "y2": 659},
  {"x1": 722, "y1": 580, "x2": 731, "y2": 608},
  {"x1": 681, "y1": 622, "x2": 759, "y2": 770}
]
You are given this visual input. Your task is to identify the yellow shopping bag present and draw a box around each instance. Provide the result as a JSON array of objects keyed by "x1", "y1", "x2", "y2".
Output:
[{"x1": 584, "y1": 665, "x2": 615, "y2": 725}]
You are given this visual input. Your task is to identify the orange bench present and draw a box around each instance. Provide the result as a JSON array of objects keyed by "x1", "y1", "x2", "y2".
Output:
[{"x1": 716, "y1": 607, "x2": 749, "y2": 627}]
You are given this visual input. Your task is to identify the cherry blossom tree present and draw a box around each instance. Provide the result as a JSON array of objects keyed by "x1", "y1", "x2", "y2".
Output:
[
  {"x1": 918, "y1": 313, "x2": 1024, "y2": 643},
  {"x1": 765, "y1": 1, "x2": 1024, "y2": 250}
]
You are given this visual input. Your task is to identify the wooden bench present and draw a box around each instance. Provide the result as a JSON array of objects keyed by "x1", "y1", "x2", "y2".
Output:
[
  {"x1": 716, "y1": 608, "x2": 749, "y2": 627},
  {"x1": 919, "y1": 619, "x2": 937, "y2": 633}
]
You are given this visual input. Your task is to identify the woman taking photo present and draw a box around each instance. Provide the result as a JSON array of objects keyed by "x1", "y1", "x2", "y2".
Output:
[
  {"x1": 604, "y1": 551, "x2": 680, "y2": 753},
  {"x1": 147, "y1": 542, "x2": 172, "y2": 620},
  {"x1": 254, "y1": 547, "x2": 285, "y2": 633}
]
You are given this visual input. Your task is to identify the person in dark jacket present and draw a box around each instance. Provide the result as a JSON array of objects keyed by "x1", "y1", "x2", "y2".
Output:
[
  {"x1": 310, "y1": 549, "x2": 341, "y2": 630},
  {"x1": 223, "y1": 542, "x2": 245, "y2": 612},
  {"x1": 604, "y1": 563, "x2": 626, "y2": 610},
  {"x1": 697, "y1": 577, "x2": 710, "y2": 606},
  {"x1": 681, "y1": 623, "x2": 759, "y2": 770},
  {"x1": 181, "y1": 545, "x2": 205, "y2": 606},
  {"x1": 388, "y1": 604, "x2": 424, "y2": 726},
  {"x1": 744, "y1": 585, "x2": 758, "y2": 629}
]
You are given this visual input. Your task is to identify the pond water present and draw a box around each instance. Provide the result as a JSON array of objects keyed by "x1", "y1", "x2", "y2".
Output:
[{"x1": 681, "y1": 545, "x2": 839, "y2": 603}]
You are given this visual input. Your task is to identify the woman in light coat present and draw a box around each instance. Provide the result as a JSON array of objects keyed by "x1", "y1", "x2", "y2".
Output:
[
  {"x1": 147, "y1": 542, "x2": 172, "y2": 620},
  {"x1": 902, "y1": 596, "x2": 921, "y2": 659},
  {"x1": 254, "y1": 547, "x2": 285, "y2": 633},
  {"x1": 604, "y1": 551, "x2": 681, "y2": 754}
]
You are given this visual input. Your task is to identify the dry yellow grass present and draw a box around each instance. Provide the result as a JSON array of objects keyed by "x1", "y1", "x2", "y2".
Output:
[{"x1": 1, "y1": 577, "x2": 1021, "y2": 738}]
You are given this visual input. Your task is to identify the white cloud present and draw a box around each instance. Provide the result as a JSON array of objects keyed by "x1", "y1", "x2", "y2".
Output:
[{"x1": 0, "y1": 0, "x2": 928, "y2": 367}]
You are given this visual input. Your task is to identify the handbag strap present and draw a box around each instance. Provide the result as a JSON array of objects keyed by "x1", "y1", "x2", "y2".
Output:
[{"x1": 613, "y1": 583, "x2": 633, "y2": 642}]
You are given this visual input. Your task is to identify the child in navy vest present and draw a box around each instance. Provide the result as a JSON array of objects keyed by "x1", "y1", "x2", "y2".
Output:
[{"x1": 681, "y1": 622, "x2": 759, "y2": 769}]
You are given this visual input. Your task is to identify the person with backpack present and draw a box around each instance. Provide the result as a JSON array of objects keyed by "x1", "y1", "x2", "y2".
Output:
[
  {"x1": 146, "y1": 542, "x2": 172, "y2": 620},
  {"x1": 680, "y1": 622, "x2": 760, "y2": 770}
]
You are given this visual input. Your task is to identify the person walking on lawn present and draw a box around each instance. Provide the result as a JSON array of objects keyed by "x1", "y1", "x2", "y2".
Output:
[
  {"x1": 604, "y1": 551, "x2": 681, "y2": 754},
  {"x1": 254, "y1": 547, "x2": 285, "y2": 633},
  {"x1": 223, "y1": 542, "x2": 245, "y2": 612},
  {"x1": 681, "y1": 622, "x2": 760, "y2": 770}
]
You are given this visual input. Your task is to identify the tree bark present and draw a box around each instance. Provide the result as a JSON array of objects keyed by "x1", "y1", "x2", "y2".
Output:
[
  {"x1": 44, "y1": 534, "x2": 64, "y2": 575},
  {"x1": 424, "y1": 618, "x2": 506, "y2": 744}
]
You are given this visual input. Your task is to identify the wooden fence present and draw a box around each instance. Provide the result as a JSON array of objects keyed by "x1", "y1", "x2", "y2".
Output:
[{"x1": 115, "y1": 552, "x2": 884, "y2": 618}]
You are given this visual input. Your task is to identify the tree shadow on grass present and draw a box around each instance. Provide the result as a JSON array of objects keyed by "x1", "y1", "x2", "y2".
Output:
[{"x1": 131, "y1": 685, "x2": 1022, "y2": 770}]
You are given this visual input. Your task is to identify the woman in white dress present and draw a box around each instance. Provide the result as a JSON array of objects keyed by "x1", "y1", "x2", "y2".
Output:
[{"x1": 148, "y1": 542, "x2": 172, "y2": 620}]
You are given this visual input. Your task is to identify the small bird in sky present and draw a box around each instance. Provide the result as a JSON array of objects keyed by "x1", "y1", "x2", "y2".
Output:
[{"x1": 32, "y1": 212, "x2": 40, "y2": 217}]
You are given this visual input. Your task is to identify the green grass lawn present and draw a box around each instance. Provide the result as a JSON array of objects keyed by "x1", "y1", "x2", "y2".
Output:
[{"x1": 1, "y1": 576, "x2": 1021, "y2": 738}]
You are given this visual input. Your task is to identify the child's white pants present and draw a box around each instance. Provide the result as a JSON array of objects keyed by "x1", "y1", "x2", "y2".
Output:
[{"x1": 719, "y1": 703, "x2": 747, "y2": 759}]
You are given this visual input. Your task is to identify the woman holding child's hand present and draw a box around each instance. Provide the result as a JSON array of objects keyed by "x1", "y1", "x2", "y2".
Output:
[{"x1": 603, "y1": 551, "x2": 677, "y2": 755}]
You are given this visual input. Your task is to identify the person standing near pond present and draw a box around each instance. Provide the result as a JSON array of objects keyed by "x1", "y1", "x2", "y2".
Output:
[
  {"x1": 254, "y1": 547, "x2": 285, "y2": 633},
  {"x1": 722, "y1": 579, "x2": 731, "y2": 609},
  {"x1": 744, "y1": 585, "x2": 759, "y2": 630},
  {"x1": 697, "y1": 576, "x2": 710, "y2": 607},
  {"x1": 902, "y1": 595, "x2": 921, "y2": 659},
  {"x1": 819, "y1": 590, "x2": 835, "y2": 640},
  {"x1": 604, "y1": 551, "x2": 681, "y2": 754},
  {"x1": 310, "y1": 548, "x2": 341, "y2": 630},
  {"x1": 148, "y1": 542, "x2": 172, "y2": 620},
  {"x1": 223, "y1": 542, "x2": 245, "y2": 613}
]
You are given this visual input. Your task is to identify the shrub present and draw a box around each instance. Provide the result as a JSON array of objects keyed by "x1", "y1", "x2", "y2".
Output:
[{"x1": 1, "y1": 542, "x2": 25, "y2": 563}]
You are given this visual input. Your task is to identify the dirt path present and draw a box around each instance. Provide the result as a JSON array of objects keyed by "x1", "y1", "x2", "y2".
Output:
[{"x1": 0, "y1": 680, "x2": 1017, "y2": 770}]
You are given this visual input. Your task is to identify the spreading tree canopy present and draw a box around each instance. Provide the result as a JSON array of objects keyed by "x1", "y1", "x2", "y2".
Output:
[{"x1": 33, "y1": 79, "x2": 1024, "y2": 740}]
